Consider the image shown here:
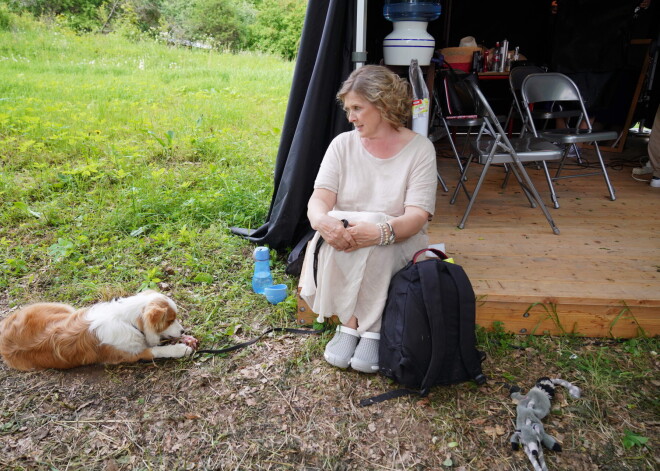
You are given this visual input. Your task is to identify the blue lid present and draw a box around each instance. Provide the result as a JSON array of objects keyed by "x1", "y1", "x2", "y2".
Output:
[
  {"x1": 254, "y1": 246, "x2": 270, "y2": 261},
  {"x1": 383, "y1": 1, "x2": 442, "y2": 22}
]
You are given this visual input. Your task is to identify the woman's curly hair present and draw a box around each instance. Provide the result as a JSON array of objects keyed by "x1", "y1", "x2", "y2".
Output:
[{"x1": 337, "y1": 65, "x2": 412, "y2": 128}]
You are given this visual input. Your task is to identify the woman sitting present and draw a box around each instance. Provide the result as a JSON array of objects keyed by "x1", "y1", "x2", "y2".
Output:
[{"x1": 300, "y1": 65, "x2": 438, "y2": 373}]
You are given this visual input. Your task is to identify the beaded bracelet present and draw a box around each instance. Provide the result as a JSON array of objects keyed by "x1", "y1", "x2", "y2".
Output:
[
  {"x1": 377, "y1": 223, "x2": 386, "y2": 246},
  {"x1": 386, "y1": 222, "x2": 396, "y2": 245},
  {"x1": 377, "y1": 222, "x2": 396, "y2": 246}
]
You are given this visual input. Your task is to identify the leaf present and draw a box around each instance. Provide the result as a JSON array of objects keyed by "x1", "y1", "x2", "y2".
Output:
[
  {"x1": 224, "y1": 324, "x2": 242, "y2": 336},
  {"x1": 443, "y1": 457, "x2": 453, "y2": 467},
  {"x1": 48, "y1": 238, "x2": 75, "y2": 261},
  {"x1": 13, "y1": 202, "x2": 42, "y2": 219},
  {"x1": 146, "y1": 130, "x2": 166, "y2": 147},
  {"x1": 130, "y1": 226, "x2": 147, "y2": 237},
  {"x1": 484, "y1": 425, "x2": 507, "y2": 438},
  {"x1": 448, "y1": 441, "x2": 459, "y2": 448},
  {"x1": 193, "y1": 273, "x2": 214, "y2": 284},
  {"x1": 622, "y1": 430, "x2": 648, "y2": 449}
]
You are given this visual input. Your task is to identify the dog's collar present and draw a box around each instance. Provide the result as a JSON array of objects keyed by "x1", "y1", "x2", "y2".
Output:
[{"x1": 129, "y1": 322, "x2": 147, "y2": 339}]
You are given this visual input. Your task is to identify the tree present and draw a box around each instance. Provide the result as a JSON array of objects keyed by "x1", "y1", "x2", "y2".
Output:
[{"x1": 247, "y1": 0, "x2": 306, "y2": 60}]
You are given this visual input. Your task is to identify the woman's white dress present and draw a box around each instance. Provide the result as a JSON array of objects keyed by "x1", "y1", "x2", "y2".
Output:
[{"x1": 299, "y1": 130, "x2": 438, "y2": 334}]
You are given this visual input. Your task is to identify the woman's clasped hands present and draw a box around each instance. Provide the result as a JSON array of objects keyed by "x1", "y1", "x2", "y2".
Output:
[{"x1": 318, "y1": 217, "x2": 380, "y2": 252}]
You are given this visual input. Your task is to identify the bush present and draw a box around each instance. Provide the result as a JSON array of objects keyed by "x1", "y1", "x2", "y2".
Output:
[
  {"x1": 4, "y1": 0, "x2": 106, "y2": 31},
  {"x1": 3, "y1": 0, "x2": 308, "y2": 58},
  {"x1": 247, "y1": 0, "x2": 306, "y2": 60},
  {"x1": 161, "y1": 0, "x2": 254, "y2": 49},
  {"x1": 0, "y1": 5, "x2": 12, "y2": 31}
]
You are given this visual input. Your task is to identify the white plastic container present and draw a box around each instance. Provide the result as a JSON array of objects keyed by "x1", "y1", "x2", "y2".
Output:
[
  {"x1": 383, "y1": 22, "x2": 435, "y2": 66},
  {"x1": 383, "y1": 1, "x2": 441, "y2": 66}
]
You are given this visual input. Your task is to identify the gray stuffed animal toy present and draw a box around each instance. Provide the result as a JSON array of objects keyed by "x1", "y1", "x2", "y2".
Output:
[{"x1": 508, "y1": 377, "x2": 581, "y2": 471}]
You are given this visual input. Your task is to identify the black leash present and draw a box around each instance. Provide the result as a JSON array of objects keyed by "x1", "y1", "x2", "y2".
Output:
[{"x1": 195, "y1": 327, "x2": 323, "y2": 356}]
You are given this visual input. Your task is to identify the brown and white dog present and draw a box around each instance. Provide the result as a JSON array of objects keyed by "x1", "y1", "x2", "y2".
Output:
[{"x1": 0, "y1": 290, "x2": 197, "y2": 371}]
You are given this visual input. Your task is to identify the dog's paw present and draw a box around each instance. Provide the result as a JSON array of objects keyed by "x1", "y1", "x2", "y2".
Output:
[
  {"x1": 152, "y1": 343, "x2": 194, "y2": 359},
  {"x1": 180, "y1": 344, "x2": 194, "y2": 357},
  {"x1": 172, "y1": 343, "x2": 194, "y2": 357}
]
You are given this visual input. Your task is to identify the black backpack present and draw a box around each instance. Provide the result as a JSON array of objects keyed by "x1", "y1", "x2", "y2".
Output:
[
  {"x1": 435, "y1": 66, "x2": 481, "y2": 118},
  {"x1": 361, "y1": 248, "x2": 486, "y2": 406}
]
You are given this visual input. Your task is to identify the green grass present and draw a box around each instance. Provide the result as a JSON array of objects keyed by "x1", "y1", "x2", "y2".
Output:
[{"x1": 0, "y1": 13, "x2": 297, "y2": 339}]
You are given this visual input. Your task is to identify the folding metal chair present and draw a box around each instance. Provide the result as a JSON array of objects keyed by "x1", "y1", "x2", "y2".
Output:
[
  {"x1": 449, "y1": 79, "x2": 563, "y2": 235},
  {"x1": 506, "y1": 66, "x2": 583, "y2": 137},
  {"x1": 431, "y1": 68, "x2": 486, "y2": 180},
  {"x1": 505, "y1": 65, "x2": 545, "y2": 135},
  {"x1": 521, "y1": 73, "x2": 617, "y2": 208}
]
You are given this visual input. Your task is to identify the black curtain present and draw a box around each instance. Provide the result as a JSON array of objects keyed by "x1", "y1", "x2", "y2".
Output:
[
  {"x1": 232, "y1": 0, "x2": 355, "y2": 251},
  {"x1": 230, "y1": 1, "x2": 452, "y2": 252},
  {"x1": 232, "y1": 1, "x2": 432, "y2": 252}
]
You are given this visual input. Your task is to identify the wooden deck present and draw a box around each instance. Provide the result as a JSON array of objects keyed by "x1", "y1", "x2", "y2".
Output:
[{"x1": 430, "y1": 134, "x2": 660, "y2": 338}]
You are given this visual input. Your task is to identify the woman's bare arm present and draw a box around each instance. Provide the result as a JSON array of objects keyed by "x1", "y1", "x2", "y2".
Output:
[
  {"x1": 345, "y1": 205, "x2": 429, "y2": 252},
  {"x1": 307, "y1": 188, "x2": 356, "y2": 251}
]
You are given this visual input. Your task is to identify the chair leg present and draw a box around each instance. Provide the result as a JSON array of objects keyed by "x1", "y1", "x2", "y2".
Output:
[
  {"x1": 457, "y1": 159, "x2": 493, "y2": 230},
  {"x1": 502, "y1": 163, "x2": 512, "y2": 189},
  {"x1": 572, "y1": 144, "x2": 584, "y2": 164},
  {"x1": 450, "y1": 154, "x2": 474, "y2": 205},
  {"x1": 554, "y1": 148, "x2": 569, "y2": 179},
  {"x1": 593, "y1": 142, "x2": 616, "y2": 201},
  {"x1": 512, "y1": 158, "x2": 560, "y2": 235},
  {"x1": 442, "y1": 119, "x2": 465, "y2": 175},
  {"x1": 437, "y1": 171, "x2": 449, "y2": 192},
  {"x1": 541, "y1": 161, "x2": 560, "y2": 209},
  {"x1": 551, "y1": 143, "x2": 616, "y2": 202},
  {"x1": 506, "y1": 162, "x2": 537, "y2": 208}
]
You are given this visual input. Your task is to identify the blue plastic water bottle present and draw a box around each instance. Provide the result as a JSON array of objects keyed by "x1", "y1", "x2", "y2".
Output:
[{"x1": 252, "y1": 247, "x2": 273, "y2": 294}]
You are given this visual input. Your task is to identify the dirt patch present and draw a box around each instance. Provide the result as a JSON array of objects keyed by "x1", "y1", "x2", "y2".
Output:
[{"x1": 0, "y1": 332, "x2": 658, "y2": 470}]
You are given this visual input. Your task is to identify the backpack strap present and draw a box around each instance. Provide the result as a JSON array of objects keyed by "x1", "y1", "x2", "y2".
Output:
[
  {"x1": 313, "y1": 219, "x2": 350, "y2": 285},
  {"x1": 417, "y1": 259, "x2": 448, "y2": 395},
  {"x1": 412, "y1": 247, "x2": 448, "y2": 262},
  {"x1": 443, "y1": 263, "x2": 487, "y2": 384},
  {"x1": 359, "y1": 387, "x2": 421, "y2": 407}
]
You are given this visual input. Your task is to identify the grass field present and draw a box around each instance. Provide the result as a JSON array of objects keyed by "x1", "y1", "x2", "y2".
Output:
[
  {"x1": 0, "y1": 12, "x2": 296, "y2": 332},
  {"x1": 0, "y1": 12, "x2": 658, "y2": 471}
]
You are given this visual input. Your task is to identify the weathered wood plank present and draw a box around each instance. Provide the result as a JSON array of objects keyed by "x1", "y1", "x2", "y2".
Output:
[{"x1": 475, "y1": 300, "x2": 659, "y2": 338}]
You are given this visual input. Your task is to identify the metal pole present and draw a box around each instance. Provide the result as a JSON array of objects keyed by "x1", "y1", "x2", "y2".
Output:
[{"x1": 353, "y1": 0, "x2": 368, "y2": 69}]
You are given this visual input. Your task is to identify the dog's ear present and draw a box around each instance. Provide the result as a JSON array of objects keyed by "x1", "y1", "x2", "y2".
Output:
[{"x1": 143, "y1": 299, "x2": 176, "y2": 332}]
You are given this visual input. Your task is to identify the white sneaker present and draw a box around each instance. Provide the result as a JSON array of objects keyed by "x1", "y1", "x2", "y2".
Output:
[
  {"x1": 324, "y1": 326, "x2": 359, "y2": 369},
  {"x1": 650, "y1": 177, "x2": 660, "y2": 188},
  {"x1": 633, "y1": 161, "x2": 653, "y2": 175},
  {"x1": 350, "y1": 332, "x2": 380, "y2": 374}
]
